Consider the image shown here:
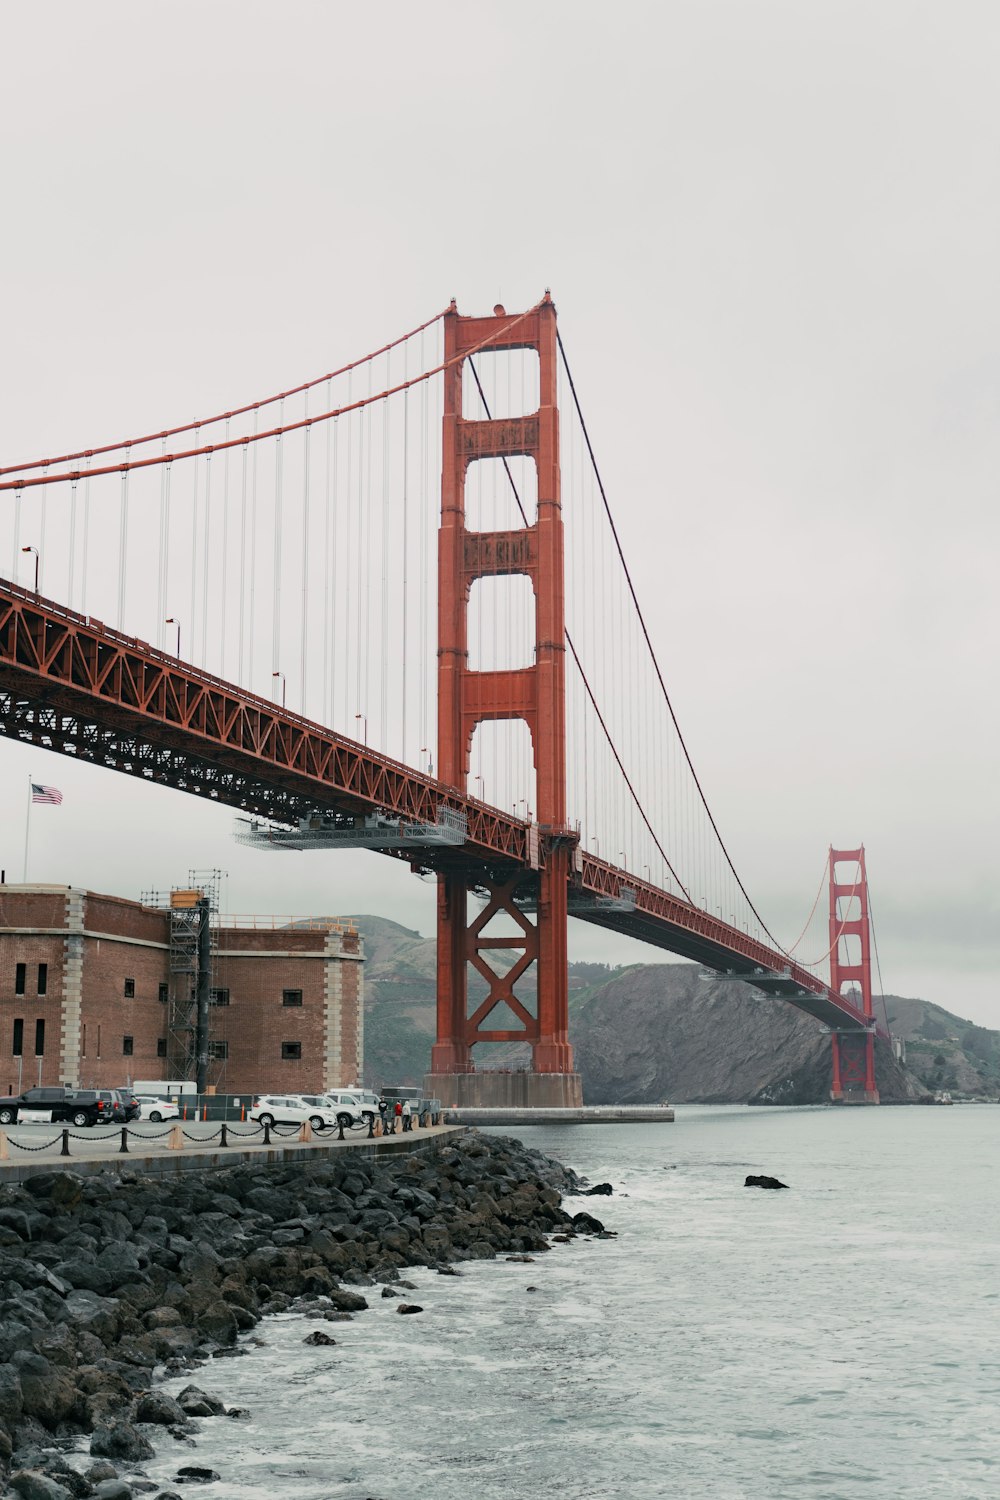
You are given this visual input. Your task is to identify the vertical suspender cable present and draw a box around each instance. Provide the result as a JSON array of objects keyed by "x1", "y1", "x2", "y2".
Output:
[
  {"x1": 380, "y1": 354, "x2": 390, "y2": 751},
  {"x1": 248, "y1": 408, "x2": 259, "y2": 689},
  {"x1": 201, "y1": 454, "x2": 212, "y2": 668},
  {"x1": 322, "y1": 380, "x2": 332, "y2": 727},
  {"x1": 117, "y1": 455, "x2": 130, "y2": 627},
  {"x1": 401, "y1": 378, "x2": 409, "y2": 762},
  {"x1": 189, "y1": 430, "x2": 200, "y2": 653},
  {"x1": 272, "y1": 417, "x2": 284, "y2": 677},
  {"x1": 300, "y1": 415, "x2": 311, "y2": 713},
  {"x1": 39, "y1": 469, "x2": 49, "y2": 595},
  {"x1": 68, "y1": 480, "x2": 78, "y2": 610},
  {"x1": 238, "y1": 440, "x2": 249, "y2": 683},
  {"x1": 80, "y1": 459, "x2": 91, "y2": 616},
  {"x1": 419, "y1": 331, "x2": 429, "y2": 764},
  {"x1": 11, "y1": 487, "x2": 21, "y2": 584},
  {"x1": 156, "y1": 439, "x2": 167, "y2": 647},
  {"x1": 162, "y1": 461, "x2": 172, "y2": 648},
  {"x1": 221, "y1": 419, "x2": 231, "y2": 678}
]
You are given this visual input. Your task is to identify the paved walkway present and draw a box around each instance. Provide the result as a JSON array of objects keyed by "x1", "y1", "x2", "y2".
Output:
[{"x1": 0, "y1": 1118, "x2": 460, "y2": 1182}]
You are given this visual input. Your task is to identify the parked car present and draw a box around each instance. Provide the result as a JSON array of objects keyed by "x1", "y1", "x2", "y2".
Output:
[
  {"x1": 95, "y1": 1089, "x2": 127, "y2": 1123},
  {"x1": 116, "y1": 1088, "x2": 141, "y2": 1122},
  {"x1": 301, "y1": 1093, "x2": 366, "y2": 1129},
  {"x1": 336, "y1": 1088, "x2": 380, "y2": 1123},
  {"x1": 135, "y1": 1094, "x2": 180, "y2": 1122},
  {"x1": 0, "y1": 1087, "x2": 112, "y2": 1128},
  {"x1": 249, "y1": 1095, "x2": 341, "y2": 1130}
]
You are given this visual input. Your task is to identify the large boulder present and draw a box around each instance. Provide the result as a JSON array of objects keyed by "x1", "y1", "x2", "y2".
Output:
[{"x1": 89, "y1": 1420, "x2": 155, "y2": 1462}]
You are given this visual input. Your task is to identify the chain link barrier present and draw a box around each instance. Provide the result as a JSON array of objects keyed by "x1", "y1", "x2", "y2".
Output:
[{"x1": 1, "y1": 1110, "x2": 442, "y2": 1165}]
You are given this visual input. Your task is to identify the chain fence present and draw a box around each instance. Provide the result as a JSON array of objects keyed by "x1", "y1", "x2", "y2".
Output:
[{"x1": 0, "y1": 1107, "x2": 442, "y2": 1163}]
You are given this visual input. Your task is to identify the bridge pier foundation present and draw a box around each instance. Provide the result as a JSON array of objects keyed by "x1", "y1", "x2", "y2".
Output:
[{"x1": 425, "y1": 1070, "x2": 583, "y2": 1110}]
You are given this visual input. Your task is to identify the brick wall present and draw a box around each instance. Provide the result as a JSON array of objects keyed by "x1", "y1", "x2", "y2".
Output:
[{"x1": 0, "y1": 888, "x2": 364, "y2": 1098}]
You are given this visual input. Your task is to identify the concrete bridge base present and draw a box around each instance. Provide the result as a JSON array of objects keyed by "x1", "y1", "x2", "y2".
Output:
[{"x1": 425, "y1": 1071, "x2": 584, "y2": 1110}]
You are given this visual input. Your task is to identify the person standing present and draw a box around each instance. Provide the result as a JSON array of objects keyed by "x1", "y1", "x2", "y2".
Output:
[
  {"x1": 393, "y1": 1099, "x2": 403, "y2": 1134},
  {"x1": 402, "y1": 1098, "x2": 412, "y2": 1132},
  {"x1": 377, "y1": 1096, "x2": 389, "y2": 1135}
]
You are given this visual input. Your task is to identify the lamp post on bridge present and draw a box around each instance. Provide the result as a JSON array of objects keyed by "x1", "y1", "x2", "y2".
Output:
[
  {"x1": 165, "y1": 617, "x2": 181, "y2": 657},
  {"x1": 474, "y1": 774, "x2": 486, "y2": 805},
  {"x1": 355, "y1": 712, "x2": 367, "y2": 745},
  {"x1": 272, "y1": 671, "x2": 286, "y2": 708},
  {"x1": 21, "y1": 546, "x2": 38, "y2": 593},
  {"x1": 420, "y1": 746, "x2": 433, "y2": 775}
]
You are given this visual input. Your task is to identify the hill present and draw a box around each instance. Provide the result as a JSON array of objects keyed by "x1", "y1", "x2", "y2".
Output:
[{"x1": 348, "y1": 915, "x2": 998, "y2": 1104}]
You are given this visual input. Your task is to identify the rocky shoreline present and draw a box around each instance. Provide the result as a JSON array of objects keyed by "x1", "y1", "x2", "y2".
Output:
[{"x1": 0, "y1": 1132, "x2": 609, "y2": 1498}]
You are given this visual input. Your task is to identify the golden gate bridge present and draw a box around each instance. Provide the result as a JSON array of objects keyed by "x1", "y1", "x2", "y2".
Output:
[{"x1": 0, "y1": 295, "x2": 886, "y2": 1104}]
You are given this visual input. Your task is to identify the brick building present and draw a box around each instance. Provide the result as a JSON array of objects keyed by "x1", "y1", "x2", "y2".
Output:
[{"x1": 0, "y1": 884, "x2": 364, "y2": 1098}]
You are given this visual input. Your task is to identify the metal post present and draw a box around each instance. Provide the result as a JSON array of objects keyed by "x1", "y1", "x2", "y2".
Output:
[
  {"x1": 367, "y1": 1114, "x2": 375, "y2": 1138},
  {"x1": 60, "y1": 1128, "x2": 69, "y2": 1157},
  {"x1": 337, "y1": 1118, "x2": 345, "y2": 1141},
  {"x1": 263, "y1": 1121, "x2": 271, "y2": 1145},
  {"x1": 220, "y1": 1122, "x2": 228, "y2": 1147},
  {"x1": 119, "y1": 1127, "x2": 129, "y2": 1154}
]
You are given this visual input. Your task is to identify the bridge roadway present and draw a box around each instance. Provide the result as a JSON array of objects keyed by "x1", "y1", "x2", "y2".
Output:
[
  {"x1": 0, "y1": 577, "x2": 880, "y2": 1037},
  {"x1": 0, "y1": 1119, "x2": 459, "y2": 1182}
]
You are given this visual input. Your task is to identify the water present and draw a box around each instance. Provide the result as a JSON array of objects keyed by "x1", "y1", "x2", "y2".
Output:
[{"x1": 136, "y1": 1106, "x2": 1000, "y2": 1499}]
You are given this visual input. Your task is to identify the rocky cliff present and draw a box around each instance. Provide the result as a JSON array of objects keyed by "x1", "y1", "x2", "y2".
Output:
[{"x1": 352, "y1": 915, "x2": 995, "y2": 1104}]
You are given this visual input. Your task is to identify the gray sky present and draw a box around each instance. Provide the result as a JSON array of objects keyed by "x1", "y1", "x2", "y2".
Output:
[{"x1": 2, "y1": 2, "x2": 997, "y2": 1024}]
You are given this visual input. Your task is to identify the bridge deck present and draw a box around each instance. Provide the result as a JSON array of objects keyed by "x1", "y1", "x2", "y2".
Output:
[{"x1": 0, "y1": 578, "x2": 878, "y2": 1037}]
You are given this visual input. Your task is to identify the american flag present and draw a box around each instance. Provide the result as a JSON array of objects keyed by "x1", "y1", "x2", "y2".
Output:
[{"x1": 31, "y1": 783, "x2": 63, "y2": 805}]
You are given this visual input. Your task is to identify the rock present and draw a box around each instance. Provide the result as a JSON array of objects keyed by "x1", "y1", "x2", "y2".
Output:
[
  {"x1": 175, "y1": 1385, "x2": 225, "y2": 1417},
  {"x1": 0, "y1": 1361, "x2": 24, "y2": 1426},
  {"x1": 174, "y1": 1467, "x2": 221, "y2": 1484},
  {"x1": 582, "y1": 1183, "x2": 614, "y2": 1195},
  {"x1": 744, "y1": 1175, "x2": 789, "y2": 1190},
  {"x1": 571, "y1": 1212, "x2": 605, "y2": 1234},
  {"x1": 85, "y1": 1462, "x2": 120, "y2": 1484},
  {"x1": 302, "y1": 1330, "x2": 336, "y2": 1345},
  {"x1": 380, "y1": 1287, "x2": 400, "y2": 1299},
  {"x1": 133, "y1": 1391, "x2": 188, "y2": 1426},
  {"x1": 396, "y1": 1304, "x2": 423, "y2": 1315},
  {"x1": 325, "y1": 1289, "x2": 367, "y2": 1313},
  {"x1": 5, "y1": 1471, "x2": 74, "y2": 1500},
  {"x1": 93, "y1": 1482, "x2": 135, "y2": 1499},
  {"x1": 90, "y1": 1420, "x2": 155, "y2": 1462}
]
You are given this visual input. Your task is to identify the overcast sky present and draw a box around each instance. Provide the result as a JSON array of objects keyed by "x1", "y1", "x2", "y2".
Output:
[{"x1": 1, "y1": 1, "x2": 997, "y2": 1025}]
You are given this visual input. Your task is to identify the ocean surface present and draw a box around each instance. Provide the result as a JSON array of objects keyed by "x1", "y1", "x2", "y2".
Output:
[{"x1": 135, "y1": 1105, "x2": 999, "y2": 1499}]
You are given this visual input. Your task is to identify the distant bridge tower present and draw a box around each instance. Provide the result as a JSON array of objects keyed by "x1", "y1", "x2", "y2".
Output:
[
  {"x1": 426, "y1": 296, "x2": 582, "y2": 1109},
  {"x1": 828, "y1": 846, "x2": 879, "y2": 1104}
]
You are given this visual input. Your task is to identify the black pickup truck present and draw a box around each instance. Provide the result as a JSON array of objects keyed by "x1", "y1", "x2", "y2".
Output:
[{"x1": 0, "y1": 1087, "x2": 112, "y2": 1128}]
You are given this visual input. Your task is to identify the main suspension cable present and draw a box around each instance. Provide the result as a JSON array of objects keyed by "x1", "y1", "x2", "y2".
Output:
[
  {"x1": 1, "y1": 306, "x2": 540, "y2": 493},
  {"x1": 465, "y1": 356, "x2": 690, "y2": 900},
  {"x1": 0, "y1": 306, "x2": 449, "y2": 477},
  {"x1": 556, "y1": 331, "x2": 780, "y2": 947}
]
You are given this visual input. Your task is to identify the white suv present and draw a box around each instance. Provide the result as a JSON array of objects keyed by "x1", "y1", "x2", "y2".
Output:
[
  {"x1": 301, "y1": 1093, "x2": 365, "y2": 1129},
  {"x1": 321, "y1": 1090, "x2": 374, "y2": 1125},
  {"x1": 249, "y1": 1095, "x2": 340, "y2": 1130}
]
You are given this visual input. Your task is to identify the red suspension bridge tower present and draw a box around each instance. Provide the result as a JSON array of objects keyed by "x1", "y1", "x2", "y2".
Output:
[
  {"x1": 426, "y1": 296, "x2": 582, "y2": 1109},
  {"x1": 828, "y1": 846, "x2": 879, "y2": 1104}
]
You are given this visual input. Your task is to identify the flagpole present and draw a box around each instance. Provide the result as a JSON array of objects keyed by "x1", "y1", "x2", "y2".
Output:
[{"x1": 23, "y1": 774, "x2": 32, "y2": 883}]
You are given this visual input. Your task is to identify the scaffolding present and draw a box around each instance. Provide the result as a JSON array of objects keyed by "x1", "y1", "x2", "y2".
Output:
[{"x1": 141, "y1": 870, "x2": 227, "y2": 1091}]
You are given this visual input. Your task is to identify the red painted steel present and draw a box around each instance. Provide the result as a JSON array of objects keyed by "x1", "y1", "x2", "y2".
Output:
[
  {"x1": 828, "y1": 846, "x2": 879, "y2": 1101},
  {"x1": 0, "y1": 575, "x2": 879, "y2": 1040},
  {"x1": 432, "y1": 297, "x2": 574, "y2": 1075}
]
